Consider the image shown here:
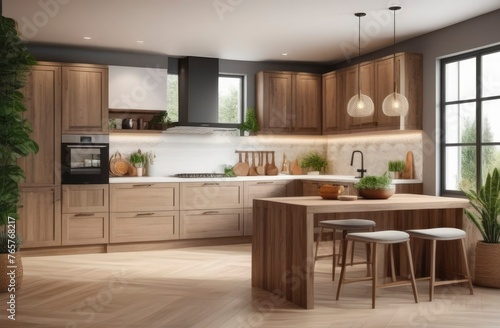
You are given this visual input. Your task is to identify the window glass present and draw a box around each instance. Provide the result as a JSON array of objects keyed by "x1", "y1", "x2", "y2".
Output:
[
  {"x1": 482, "y1": 52, "x2": 500, "y2": 97},
  {"x1": 218, "y1": 76, "x2": 243, "y2": 124},
  {"x1": 167, "y1": 74, "x2": 179, "y2": 123},
  {"x1": 445, "y1": 146, "x2": 476, "y2": 191},
  {"x1": 445, "y1": 62, "x2": 458, "y2": 102},
  {"x1": 459, "y1": 58, "x2": 476, "y2": 100},
  {"x1": 482, "y1": 99, "x2": 500, "y2": 142},
  {"x1": 482, "y1": 145, "x2": 500, "y2": 183},
  {"x1": 445, "y1": 103, "x2": 476, "y2": 144}
]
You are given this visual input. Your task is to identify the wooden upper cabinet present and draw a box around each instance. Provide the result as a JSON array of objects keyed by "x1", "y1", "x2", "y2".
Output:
[
  {"x1": 293, "y1": 73, "x2": 322, "y2": 134},
  {"x1": 322, "y1": 71, "x2": 337, "y2": 133},
  {"x1": 256, "y1": 71, "x2": 293, "y2": 133},
  {"x1": 256, "y1": 71, "x2": 321, "y2": 135},
  {"x1": 349, "y1": 62, "x2": 376, "y2": 129},
  {"x1": 335, "y1": 66, "x2": 357, "y2": 132},
  {"x1": 62, "y1": 64, "x2": 108, "y2": 134},
  {"x1": 19, "y1": 63, "x2": 61, "y2": 186},
  {"x1": 374, "y1": 53, "x2": 423, "y2": 130}
]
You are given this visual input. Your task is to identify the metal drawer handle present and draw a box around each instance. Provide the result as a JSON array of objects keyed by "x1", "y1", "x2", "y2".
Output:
[
  {"x1": 132, "y1": 184, "x2": 153, "y2": 187},
  {"x1": 136, "y1": 212, "x2": 155, "y2": 216},
  {"x1": 203, "y1": 183, "x2": 220, "y2": 186},
  {"x1": 75, "y1": 213, "x2": 95, "y2": 217},
  {"x1": 202, "y1": 211, "x2": 219, "y2": 215},
  {"x1": 257, "y1": 181, "x2": 273, "y2": 184}
]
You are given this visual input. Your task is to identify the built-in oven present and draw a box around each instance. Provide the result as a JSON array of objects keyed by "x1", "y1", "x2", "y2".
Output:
[{"x1": 61, "y1": 135, "x2": 109, "y2": 184}]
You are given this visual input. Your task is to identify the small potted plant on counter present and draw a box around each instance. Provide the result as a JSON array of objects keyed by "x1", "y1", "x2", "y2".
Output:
[
  {"x1": 300, "y1": 151, "x2": 328, "y2": 175},
  {"x1": 129, "y1": 149, "x2": 147, "y2": 177},
  {"x1": 354, "y1": 174, "x2": 395, "y2": 199},
  {"x1": 462, "y1": 168, "x2": 500, "y2": 288},
  {"x1": 239, "y1": 107, "x2": 259, "y2": 136},
  {"x1": 388, "y1": 160, "x2": 406, "y2": 179}
]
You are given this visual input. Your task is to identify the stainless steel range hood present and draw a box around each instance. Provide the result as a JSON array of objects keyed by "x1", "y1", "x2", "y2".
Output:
[{"x1": 179, "y1": 56, "x2": 233, "y2": 127}]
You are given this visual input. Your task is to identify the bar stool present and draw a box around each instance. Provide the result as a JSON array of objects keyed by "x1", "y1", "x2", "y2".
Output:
[
  {"x1": 314, "y1": 219, "x2": 376, "y2": 280},
  {"x1": 336, "y1": 230, "x2": 419, "y2": 309},
  {"x1": 406, "y1": 228, "x2": 474, "y2": 301}
]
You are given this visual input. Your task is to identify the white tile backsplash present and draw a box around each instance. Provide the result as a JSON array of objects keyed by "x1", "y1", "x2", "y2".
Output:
[{"x1": 110, "y1": 130, "x2": 422, "y2": 179}]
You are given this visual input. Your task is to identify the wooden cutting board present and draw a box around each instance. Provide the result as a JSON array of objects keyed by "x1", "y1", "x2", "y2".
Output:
[{"x1": 403, "y1": 151, "x2": 414, "y2": 179}]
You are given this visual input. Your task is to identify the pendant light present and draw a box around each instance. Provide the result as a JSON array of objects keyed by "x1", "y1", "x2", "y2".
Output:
[
  {"x1": 347, "y1": 13, "x2": 374, "y2": 118},
  {"x1": 382, "y1": 6, "x2": 409, "y2": 116}
]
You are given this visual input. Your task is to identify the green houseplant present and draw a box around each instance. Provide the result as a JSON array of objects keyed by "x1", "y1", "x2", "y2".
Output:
[
  {"x1": 354, "y1": 174, "x2": 395, "y2": 199},
  {"x1": 0, "y1": 16, "x2": 38, "y2": 292},
  {"x1": 239, "y1": 107, "x2": 259, "y2": 136},
  {"x1": 300, "y1": 152, "x2": 328, "y2": 174},
  {"x1": 149, "y1": 111, "x2": 171, "y2": 130},
  {"x1": 388, "y1": 160, "x2": 406, "y2": 179},
  {"x1": 462, "y1": 167, "x2": 500, "y2": 287},
  {"x1": 129, "y1": 149, "x2": 147, "y2": 176}
]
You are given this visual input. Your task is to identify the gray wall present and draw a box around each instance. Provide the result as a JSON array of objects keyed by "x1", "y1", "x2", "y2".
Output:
[{"x1": 332, "y1": 9, "x2": 500, "y2": 195}]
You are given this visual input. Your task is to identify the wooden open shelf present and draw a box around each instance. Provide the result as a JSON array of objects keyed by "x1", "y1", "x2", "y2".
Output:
[{"x1": 108, "y1": 108, "x2": 166, "y2": 133}]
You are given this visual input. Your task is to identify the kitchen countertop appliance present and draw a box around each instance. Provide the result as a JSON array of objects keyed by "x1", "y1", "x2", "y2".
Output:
[{"x1": 62, "y1": 135, "x2": 109, "y2": 184}]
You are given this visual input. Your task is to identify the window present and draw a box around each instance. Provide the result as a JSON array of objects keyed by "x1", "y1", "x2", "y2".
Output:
[
  {"x1": 167, "y1": 74, "x2": 179, "y2": 123},
  {"x1": 219, "y1": 74, "x2": 244, "y2": 124},
  {"x1": 441, "y1": 45, "x2": 500, "y2": 195}
]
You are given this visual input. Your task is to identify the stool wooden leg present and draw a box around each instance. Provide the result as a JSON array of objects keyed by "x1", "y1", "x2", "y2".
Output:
[
  {"x1": 430, "y1": 239, "x2": 436, "y2": 301},
  {"x1": 336, "y1": 238, "x2": 350, "y2": 301},
  {"x1": 365, "y1": 242, "x2": 371, "y2": 277},
  {"x1": 350, "y1": 241, "x2": 355, "y2": 266},
  {"x1": 460, "y1": 238, "x2": 474, "y2": 295},
  {"x1": 314, "y1": 227, "x2": 323, "y2": 262},
  {"x1": 332, "y1": 229, "x2": 337, "y2": 281},
  {"x1": 405, "y1": 240, "x2": 419, "y2": 304},
  {"x1": 371, "y1": 242, "x2": 378, "y2": 309},
  {"x1": 389, "y1": 244, "x2": 396, "y2": 282}
]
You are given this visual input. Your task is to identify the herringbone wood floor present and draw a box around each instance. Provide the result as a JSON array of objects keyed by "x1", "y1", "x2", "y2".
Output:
[{"x1": 1, "y1": 243, "x2": 499, "y2": 328}]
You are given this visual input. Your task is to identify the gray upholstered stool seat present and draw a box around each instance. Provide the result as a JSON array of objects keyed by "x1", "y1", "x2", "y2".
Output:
[
  {"x1": 407, "y1": 228, "x2": 473, "y2": 301},
  {"x1": 336, "y1": 230, "x2": 419, "y2": 309},
  {"x1": 315, "y1": 219, "x2": 375, "y2": 281}
]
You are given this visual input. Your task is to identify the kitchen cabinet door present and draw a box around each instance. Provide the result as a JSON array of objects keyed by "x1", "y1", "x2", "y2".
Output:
[
  {"x1": 19, "y1": 63, "x2": 61, "y2": 186},
  {"x1": 62, "y1": 64, "x2": 108, "y2": 134},
  {"x1": 293, "y1": 73, "x2": 322, "y2": 134},
  {"x1": 348, "y1": 62, "x2": 376, "y2": 129},
  {"x1": 256, "y1": 71, "x2": 293, "y2": 133},
  {"x1": 62, "y1": 212, "x2": 109, "y2": 245},
  {"x1": 243, "y1": 208, "x2": 253, "y2": 236},
  {"x1": 17, "y1": 186, "x2": 62, "y2": 248},
  {"x1": 62, "y1": 185, "x2": 109, "y2": 213},
  {"x1": 243, "y1": 181, "x2": 288, "y2": 208},
  {"x1": 335, "y1": 66, "x2": 357, "y2": 132},
  {"x1": 180, "y1": 182, "x2": 243, "y2": 210},
  {"x1": 110, "y1": 183, "x2": 179, "y2": 212},
  {"x1": 322, "y1": 71, "x2": 338, "y2": 134},
  {"x1": 180, "y1": 209, "x2": 244, "y2": 239}
]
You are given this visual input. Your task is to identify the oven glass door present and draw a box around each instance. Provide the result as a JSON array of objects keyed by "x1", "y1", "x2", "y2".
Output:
[{"x1": 62, "y1": 144, "x2": 109, "y2": 184}]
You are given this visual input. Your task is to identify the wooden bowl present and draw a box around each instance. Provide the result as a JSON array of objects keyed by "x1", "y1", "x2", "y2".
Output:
[
  {"x1": 318, "y1": 184, "x2": 345, "y2": 200},
  {"x1": 357, "y1": 188, "x2": 395, "y2": 199}
]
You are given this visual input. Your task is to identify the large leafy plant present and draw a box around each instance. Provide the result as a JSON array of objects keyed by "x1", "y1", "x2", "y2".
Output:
[
  {"x1": 463, "y1": 168, "x2": 500, "y2": 244},
  {"x1": 0, "y1": 16, "x2": 38, "y2": 228}
]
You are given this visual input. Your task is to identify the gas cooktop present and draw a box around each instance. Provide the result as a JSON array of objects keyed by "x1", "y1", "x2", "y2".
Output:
[{"x1": 175, "y1": 173, "x2": 228, "y2": 178}]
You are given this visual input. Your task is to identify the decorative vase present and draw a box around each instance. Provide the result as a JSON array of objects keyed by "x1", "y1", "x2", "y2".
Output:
[
  {"x1": 136, "y1": 167, "x2": 143, "y2": 177},
  {"x1": 147, "y1": 163, "x2": 158, "y2": 177},
  {"x1": 474, "y1": 241, "x2": 500, "y2": 288},
  {"x1": 0, "y1": 252, "x2": 23, "y2": 293}
]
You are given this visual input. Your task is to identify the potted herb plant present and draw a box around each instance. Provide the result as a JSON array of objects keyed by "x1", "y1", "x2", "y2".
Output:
[
  {"x1": 0, "y1": 16, "x2": 38, "y2": 292},
  {"x1": 149, "y1": 111, "x2": 171, "y2": 130},
  {"x1": 388, "y1": 160, "x2": 406, "y2": 179},
  {"x1": 129, "y1": 149, "x2": 147, "y2": 177},
  {"x1": 300, "y1": 152, "x2": 328, "y2": 175},
  {"x1": 239, "y1": 107, "x2": 259, "y2": 136},
  {"x1": 462, "y1": 168, "x2": 500, "y2": 288},
  {"x1": 354, "y1": 174, "x2": 395, "y2": 199}
]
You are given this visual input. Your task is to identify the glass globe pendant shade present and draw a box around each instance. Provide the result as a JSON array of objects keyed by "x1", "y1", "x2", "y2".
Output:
[
  {"x1": 347, "y1": 93, "x2": 375, "y2": 117},
  {"x1": 382, "y1": 92, "x2": 409, "y2": 116}
]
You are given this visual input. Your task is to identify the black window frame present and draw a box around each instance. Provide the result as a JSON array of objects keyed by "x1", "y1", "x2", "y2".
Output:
[{"x1": 440, "y1": 44, "x2": 500, "y2": 196}]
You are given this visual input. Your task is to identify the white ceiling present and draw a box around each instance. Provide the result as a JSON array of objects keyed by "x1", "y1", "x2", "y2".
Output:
[{"x1": 4, "y1": 0, "x2": 500, "y2": 64}]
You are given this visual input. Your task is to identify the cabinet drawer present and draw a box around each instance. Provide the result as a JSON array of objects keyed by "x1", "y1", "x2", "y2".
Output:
[
  {"x1": 243, "y1": 181, "x2": 288, "y2": 208},
  {"x1": 110, "y1": 183, "x2": 179, "y2": 212},
  {"x1": 110, "y1": 211, "x2": 179, "y2": 243},
  {"x1": 180, "y1": 209, "x2": 244, "y2": 239},
  {"x1": 180, "y1": 182, "x2": 243, "y2": 210},
  {"x1": 244, "y1": 208, "x2": 253, "y2": 236},
  {"x1": 62, "y1": 185, "x2": 109, "y2": 213},
  {"x1": 62, "y1": 212, "x2": 109, "y2": 245}
]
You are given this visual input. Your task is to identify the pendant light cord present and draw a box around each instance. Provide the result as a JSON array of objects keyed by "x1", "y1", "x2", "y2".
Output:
[
  {"x1": 393, "y1": 8, "x2": 397, "y2": 94},
  {"x1": 357, "y1": 13, "x2": 362, "y2": 99}
]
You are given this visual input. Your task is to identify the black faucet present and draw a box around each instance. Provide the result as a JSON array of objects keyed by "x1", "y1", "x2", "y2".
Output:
[{"x1": 350, "y1": 150, "x2": 366, "y2": 178}]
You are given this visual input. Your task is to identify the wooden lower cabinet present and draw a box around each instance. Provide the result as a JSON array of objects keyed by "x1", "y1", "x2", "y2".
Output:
[
  {"x1": 62, "y1": 212, "x2": 109, "y2": 245},
  {"x1": 180, "y1": 182, "x2": 243, "y2": 210},
  {"x1": 62, "y1": 185, "x2": 109, "y2": 213},
  {"x1": 243, "y1": 208, "x2": 253, "y2": 236},
  {"x1": 180, "y1": 209, "x2": 244, "y2": 239},
  {"x1": 110, "y1": 211, "x2": 179, "y2": 243},
  {"x1": 243, "y1": 181, "x2": 288, "y2": 207},
  {"x1": 17, "y1": 186, "x2": 62, "y2": 248},
  {"x1": 110, "y1": 183, "x2": 179, "y2": 212}
]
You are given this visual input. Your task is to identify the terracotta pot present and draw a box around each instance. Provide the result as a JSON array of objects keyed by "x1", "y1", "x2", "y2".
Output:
[
  {"x1": 0, "y1": 252, "x2": 23, "y2": 293},
  {"x1": 474, "y1": 241, "x2": 500, "y2": 288},
  {"x1": 358, "y1": 188, "x2": 395, "y2": 199}
]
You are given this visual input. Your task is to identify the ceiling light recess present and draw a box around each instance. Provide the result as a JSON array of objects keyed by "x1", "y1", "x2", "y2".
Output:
[
  {"x1": 382, "y1": 6, "x2": 409, "y2": 117},
  {"x1": 347, "y1": 12, "x2": 374, "y2": 118}
]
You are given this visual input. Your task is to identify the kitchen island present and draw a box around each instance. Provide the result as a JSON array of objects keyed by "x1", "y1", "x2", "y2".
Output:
[{"x1": 251, "y1": 194, "x2": 473, "y2": 309}]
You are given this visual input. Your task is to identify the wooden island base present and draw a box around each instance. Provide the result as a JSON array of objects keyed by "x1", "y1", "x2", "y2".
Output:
[{"x1": 252, "y1": 194, "x2": 475, "y2": 309}]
